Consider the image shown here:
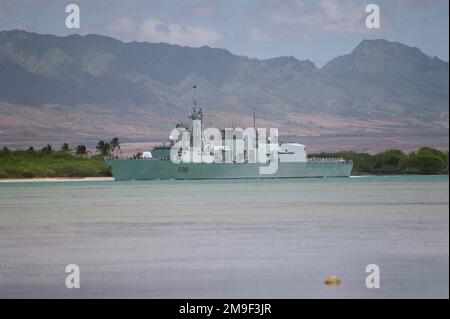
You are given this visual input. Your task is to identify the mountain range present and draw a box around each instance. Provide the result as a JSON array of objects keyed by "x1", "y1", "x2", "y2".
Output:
[{"x1": 0, "y1": 30, "x2": 448, "y2": 152}]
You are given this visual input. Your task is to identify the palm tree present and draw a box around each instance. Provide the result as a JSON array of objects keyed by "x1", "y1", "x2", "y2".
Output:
[
  {"x1": 41, "y1": 144, "x2": 53, "y2": 153},
  {"x1": 1, "y1": 146, "x2": 10, "y2": 155},
  {"x1": 96, "y1": 140, "x2": 110, "y2": 157},
  {"x1": 75, "y1": 145, "x2": 87, "y2": 156},
  {"x1": 60, "y1": 143, "x2": 70, "y2": 153},
  {"x1": 110, "y1": 137, "x2": 121, "y2": 158}
]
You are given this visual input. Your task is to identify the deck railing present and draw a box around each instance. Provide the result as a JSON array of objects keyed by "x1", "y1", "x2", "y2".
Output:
[{"x1": 307, "y1": 157, "x2": 352, "y2": 164}]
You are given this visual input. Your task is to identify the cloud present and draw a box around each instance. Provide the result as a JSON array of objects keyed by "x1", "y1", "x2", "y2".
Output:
[
  {"x1": 246, "y1": 0, "x2": 378, "y2": 42},
  {"x1": 383, "y1": 0, "x2": 449, "y2": 8},
  {"x1": 105, "y1": 17, "x2": 221, "y2": 46},
  {"x1": 188, "y1": 1, "x2": 219, "y2": 18}
]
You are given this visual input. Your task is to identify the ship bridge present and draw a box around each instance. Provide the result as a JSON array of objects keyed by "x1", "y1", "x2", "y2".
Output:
[{"x1": 278, "y1": 143, "x2": 307, "y2": 163}]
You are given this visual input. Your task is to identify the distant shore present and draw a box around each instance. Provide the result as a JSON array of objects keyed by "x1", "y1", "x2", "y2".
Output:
[
  {"x1": 0, "y1": 177, "x2": 115, "y2": 183},
  {"x1": 1, "y1": 145, "x2": 448, "y2": 179}
]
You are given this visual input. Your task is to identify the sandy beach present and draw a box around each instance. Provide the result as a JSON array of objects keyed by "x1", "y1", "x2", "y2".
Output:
[{"x1": 0, "y1": 177, "x2": 115, "y2": 183}]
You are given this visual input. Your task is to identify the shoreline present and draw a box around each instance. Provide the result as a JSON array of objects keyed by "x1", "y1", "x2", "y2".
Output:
[
  {"x1": 1, "y1": 175, "x2": 447, "y2": 184},
  {"x1": 0, "y1": 177, "x2": 115, "y2": 183}
]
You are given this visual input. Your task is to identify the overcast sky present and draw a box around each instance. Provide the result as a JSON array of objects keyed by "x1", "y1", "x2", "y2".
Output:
[{"x1": 0, "y1": 0, "x2": 448, "y2": 65}]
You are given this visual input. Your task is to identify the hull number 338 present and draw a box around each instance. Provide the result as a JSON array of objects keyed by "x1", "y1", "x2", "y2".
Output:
[{"x1": 177, "y1": 167, "x2": 189, "y2": 173}]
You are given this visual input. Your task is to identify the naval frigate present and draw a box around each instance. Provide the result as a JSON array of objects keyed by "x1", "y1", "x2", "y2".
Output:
[{"x1": 106, "y1": 88, "x2": 353, "y2": 181}]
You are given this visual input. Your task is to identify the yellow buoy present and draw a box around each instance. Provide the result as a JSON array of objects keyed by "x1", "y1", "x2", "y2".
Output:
[{"x1": 324, "y1": 275, "x2": 342, "y2": 286}]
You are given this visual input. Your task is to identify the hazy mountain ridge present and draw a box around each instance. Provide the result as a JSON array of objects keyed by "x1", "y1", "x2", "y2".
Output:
[
  {"x1": 320, "y1": 39, "x2": 448, "y2": 120},
  {"x1": 0, "y1": 30, "x2": 448, "y2": 150}
]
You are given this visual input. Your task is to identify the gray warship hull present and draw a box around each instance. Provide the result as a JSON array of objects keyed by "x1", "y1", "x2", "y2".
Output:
[{"x1": 106, "y1": 160, "x2": 353, "y2": 181}]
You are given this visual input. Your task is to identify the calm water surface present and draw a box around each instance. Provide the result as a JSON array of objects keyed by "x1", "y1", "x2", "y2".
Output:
[{"x1": 0, "y1": 176, "x2": 448, "y2": 298}]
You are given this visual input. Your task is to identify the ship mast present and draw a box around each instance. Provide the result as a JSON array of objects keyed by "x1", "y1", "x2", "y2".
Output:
[
  {"x1": 189, "y1": 85, "x2": 203, "y2": 152},
  {"x1": 189, "y1": 85, "x2": 203, "y2": 121}
]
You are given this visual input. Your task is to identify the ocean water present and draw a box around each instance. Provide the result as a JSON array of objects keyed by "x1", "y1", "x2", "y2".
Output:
[{"x1": 0, "y1": 176, "x2": 448, "y2": 298}]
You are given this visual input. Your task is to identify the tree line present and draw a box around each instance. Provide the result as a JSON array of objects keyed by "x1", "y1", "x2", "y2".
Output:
[
  {"x1": 0, "y1": 137, "x2": 122, "y2": 179},
  {"x1": 309, "y1": 147, "x2": 449, "y2": 175},
  {"x1": 1, "y1": 137, "x2": 121, "y2": 158}
]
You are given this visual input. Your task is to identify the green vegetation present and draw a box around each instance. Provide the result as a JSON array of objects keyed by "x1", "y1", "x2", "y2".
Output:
[
  {"x1": 309, "y1": 147, "x2": 449, "y2": 175},
  {"x1": 96, "y1": 137, "x2": 122, "y2": 158},
  {"x1": 0, "y1": 144, "x2": 112, "y2": 179}
]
